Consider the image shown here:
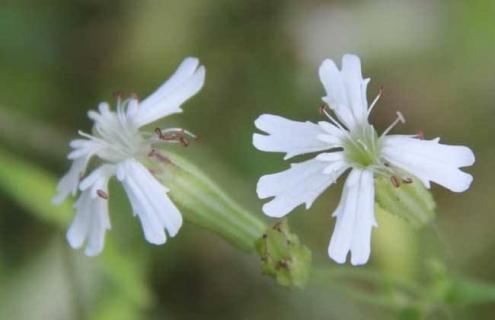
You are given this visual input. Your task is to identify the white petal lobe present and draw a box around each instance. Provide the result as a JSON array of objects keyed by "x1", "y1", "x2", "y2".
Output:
[
  {"x1": 257, "y1": 157, "x2": 348, "y2": 218},
  {"x1": 253, "y1": 114, "x2": 336, "y2": 159},
  {"x1": 382, "y1": 135, "x2": 475, "y2": 192},
  {"x1": 328, "y1": 169, "x2": 375, "y2": 266},
  {"x1": 318, "y1": 54, "x2": 369, "y2": 129},
  {"x1": 341, "y1": 54, "x2": 368, "y2": 123},
  {"x1": 133, "y1": 57, "x2": 205, "y2": 127},
  {"x1": 53, "y1": 157, "x2": 89, "y2": 204},
  {"x1": 117, "y1": 159, "x2": 182, "y2": 244},
  {"x1": 66, "y1": 173, "x2": 111, "y2": 257}
]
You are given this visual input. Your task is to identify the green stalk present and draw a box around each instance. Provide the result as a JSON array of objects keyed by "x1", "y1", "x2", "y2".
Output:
[{"x1": 152, "y1": 150, "x2": 266, "y2": 252}]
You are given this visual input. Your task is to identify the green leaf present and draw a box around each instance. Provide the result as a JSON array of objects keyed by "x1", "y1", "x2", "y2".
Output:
[
  {"x1": 0, "y1": 149, "x2": 72, "y2": 226},
  {"x1": 0, "y1": 149, "x2": 151, "y2": 319},
  {"x1": 445, "y1": 278, "x2": 495, "y2": 305},
  {"x1": 375, "y1": 176, "x2": 436, "y2": 227},
  {"x1": 152, "y1": 150, "x2": 266, "y2": 252},
  {"x1": 255, "y1": 219, "x2": 311, "y2": 288}
]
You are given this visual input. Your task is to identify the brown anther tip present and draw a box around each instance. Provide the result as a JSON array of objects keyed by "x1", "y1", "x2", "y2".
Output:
[
  {"x1": 402, "y1": 177, "x2": 413, "y2": 184},
  {"x1": 155, "y1": 128, "x2": 163, "y2": 139},
  {"x1": 390, "y1": 176, "x2": 400, "y2": 188},
  {"x1": 262, "y1": 233, "x2": 267, "y2": 239},
  {"x1": 149, "y1": 149, "x2": 171, "y2": 164},
  {"x1": 319, "y1": 105, "x2": 326, "y2": 115},
  {"x1": 97, "y1": 189, "x2": 108, "y2": 199},
  {"x1": 112, "y1": 91, "x2": 122, "y2": 99},
  {"x1": 417, "y1": 129, "x2": 424, "y2": 140},
  {"x1": 379, "y1": 85, "x2": 384, "y2": 97},
  {"x1": 179, "y1": 137, "x2": 189, "y2": 147},
  {"x1": 130, "y1": 92, "x2": 140, "y2": 100}
]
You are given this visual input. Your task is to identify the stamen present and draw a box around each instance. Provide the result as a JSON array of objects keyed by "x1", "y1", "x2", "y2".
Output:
[
  {"x1": 78, "y1": 130, "x2": 112, "y2": 148},
  {"x1": 402, "y1": 177, "x2": 413, "y2": 184},
  {"x1": 381, "y1": 111, "x2": 406, "y2": 137},
  {"x1": 417, "y1": 129, "x2": 424, "y2": 140},
  {"x1": 130, "y1": 92, "x2": 140, "y2": 101},
  {"x1": 154, "y1": 128, "x2": 164, "y2": 139},
  {"x1": 97, "y1": 189, "x2": 108, "y2": 199},
  {"x1": 319, "y1": 104, "x2": 346, "y2": 131},
  {"x1": 367, "y1": 86, "x2": 384, "y2": 116},
  {"x1": 113, "y1": 91, "x2": 123, "y2": 106},
  {"x1": 357, "y1": 139, "x2": 369, "y2": 151},
  {"x1": 148, "y1": 148, "x2": 171, "y2": 163},
  {"x1": 155, "y1": 128, "x2": 198, "y2": 147},
  {"x1": 390, "y1": 176, "x2": 400, "y2": 188}
]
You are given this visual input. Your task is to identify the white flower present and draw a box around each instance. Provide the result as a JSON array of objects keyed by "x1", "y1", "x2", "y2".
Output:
[
  {"x1": 53, "y1": 57, "x2": 205, "y2": 256},
  {"x1": 253, "y1": 54, "x2": 475, "y2": 265}
]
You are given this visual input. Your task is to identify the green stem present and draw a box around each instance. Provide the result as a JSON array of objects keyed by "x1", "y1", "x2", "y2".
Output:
[
  {"x1": 312, "y1": 267, "x2": 425, "y2": 309},
  {"x1": 153, "y1": 151, "x2": 266, "y2": 252}
]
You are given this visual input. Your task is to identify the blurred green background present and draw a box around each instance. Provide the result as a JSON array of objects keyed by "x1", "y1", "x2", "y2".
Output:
[{"x1": 1, "y1": 0, "x2": 494, "y2": 319}]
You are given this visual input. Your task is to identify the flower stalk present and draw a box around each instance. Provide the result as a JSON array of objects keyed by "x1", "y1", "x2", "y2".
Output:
[{"x1": 151, "y1": 150, "x2": 266, "y2": 252}]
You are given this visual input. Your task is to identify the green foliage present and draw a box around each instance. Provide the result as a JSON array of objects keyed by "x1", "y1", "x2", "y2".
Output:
[
  {"x1": 375, "y1": 176, "x2": 436, "y2": 227},
  {"x1": 445, "y1": 278, "x2": 495, "y2": 305},
  {"x1": 0, "y1": 149, "x2": 151, "y2": 319},
  {"x1": 0, "y1": 149, "x2": 72, "y2": 226},
  {"x1": 255, "y1": 220, "x2": 311, "y2": 289},
  {"x1": 427, "y1": 260, "x2": 495, "y2": 306},
  {"x1": 153, "y1": 150, "x2": 266, "y2": 252}
]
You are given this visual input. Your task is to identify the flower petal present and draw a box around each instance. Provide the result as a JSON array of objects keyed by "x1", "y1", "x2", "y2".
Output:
[
  {"x1": 66, "y1": 179, "x2": 111, "y2": 257},
  {"x1": 319, "y1": 54, "x2": 369, "y2": 129},
  {"x1": 328, "y1": 168, "x2": 376, "y2": 266},
  {"x1": 53, "y1": 158, "x2": 88, "y2": 204},
  {"x1": 341, "y1": 54, "x2": 369, "y2": 123},
  {"x1": 382, "y1": 135, "x2": 475, "y2": 192},
  {"x1": 253, "y1": 114, "x2": 337, "y2": 159},
  {"x1": 117, "y1": 159, "x2": 182, "y2": 244},
  {"x1": 53, "y1": 138, "x2": 103, "y2": 204},
  {"x1": 133, "y1": 57, "x2": 205, "y2": 127},
  {"x1": 257, "y1": 156, "x2": 348, "y2": 218}
]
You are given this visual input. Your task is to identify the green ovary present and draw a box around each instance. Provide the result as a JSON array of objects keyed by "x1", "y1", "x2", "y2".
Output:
[{"x1": 343, "y1": 125, "x2": 382, "y2": 168}]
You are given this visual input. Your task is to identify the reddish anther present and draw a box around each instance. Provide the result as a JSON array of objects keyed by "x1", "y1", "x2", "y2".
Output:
[
  {"x1": 148, "y1": 148, "x2": 170, "y2": 163},
  {"x1": 379, "y1": 85, "x2": 384, "y2": 97},
  {"x1": 97, "y1": 189, "x2": 108, "y2": 199},
  {"x1": 402, "y1": 177, "x2": 413, "y2": 184},
  {"x1": 319, "y1": 105, "x2": 326, "y2": 116},
  {"x1": 130, "y1": 92, "x2": 140, "y2": 101},
  {"x1": 417, "y1": 129, "x2": 424, "y2": 140},
  {"x1": 390, "y1": 176, "x2": 400, "y2": 188}
]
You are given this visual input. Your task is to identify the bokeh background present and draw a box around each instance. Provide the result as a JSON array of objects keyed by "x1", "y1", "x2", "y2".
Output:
[{"x1": 1, "y1": 0, "x2": 494, "y2": 319}]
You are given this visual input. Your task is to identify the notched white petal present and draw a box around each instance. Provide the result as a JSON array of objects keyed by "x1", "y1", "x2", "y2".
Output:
[
  {"x1": 117, "y1": 159, "x2": 183, "y2": 245},
  {"x1": 66, "y1": 185, "x2": 111, "y2": 257},
  {"x1": 257, "y1": 157, "x2": 348, "y2": 218},
  {"x1": 133, "y1": 57, "x2": 205, "y2": 127},
  {"x1": 253, "y1": 114, "x2": 334, "y2": 159},
  {"x1": 382, "y1": 135, "x2": 475, "y2": 192},
  {"x1": 53, "y1": 157, "x2": 88, "y2": 204},
  {"x1": 318, "y1": 54, "x2": 370, "y2": 129},
  {"x1": 328, "y1": 169, "x2": 376, "y2": 266}
]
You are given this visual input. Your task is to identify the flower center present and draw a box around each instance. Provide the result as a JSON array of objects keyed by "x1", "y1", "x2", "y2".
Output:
[
  {"x1": 81, "y1": 100, "x2": 149, "y2": 163},
  {"x1": 343, "y1": 124, "x2": 381, "y2": 168}
]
